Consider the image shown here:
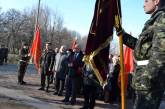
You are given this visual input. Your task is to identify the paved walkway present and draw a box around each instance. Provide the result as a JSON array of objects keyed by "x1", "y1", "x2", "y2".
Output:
[
  {"x1": 0, "y1": 64, "x2": 165, "y2": 109},
  {"x1": 0, "y1": 86, "x2": 59, "y2": 109}
]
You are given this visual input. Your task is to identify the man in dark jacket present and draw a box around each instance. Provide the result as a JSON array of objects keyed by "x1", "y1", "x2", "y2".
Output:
[
  {"x1": 0, "y1": 45, "x2": 8, "y2": 64},
  {"x1": 105, "y1": 55, "x2": 120, "y2": 103},
  {"x1": 38, "y1": 42, "x2": 55, "y2": 92},
  {"x1": 0, "y1": 46, "x2": 3, "y2": 65},
  {"x1": 17, "y1": 43, "x2": 30, "y2": 85},
  {"x1": 3, "y1": 47, "x2": 8, "y2": 64},
  {"x1": 62, "y1": 44, "x2": 84, "y2": 105},
  {"x1": 50, "y1": 47, "x2": 59, "y2": 84},
  {"x1": 80, "y1": 64, "x2": 100, "y2": 109},
  {"x1": 117, "y1": 0, "x2": 165, "y2": 108}
]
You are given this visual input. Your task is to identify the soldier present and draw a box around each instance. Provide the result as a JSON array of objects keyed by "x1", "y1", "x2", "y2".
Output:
[
  {"x1": 38, "y1": 42, "x2": 55, "y2": 92},
  {"x1": 117, "y1": 0, "x2": 165, "y2": 109},
  {"x1": 17, "y1": 43, "x2": 30, "y2": 85}
]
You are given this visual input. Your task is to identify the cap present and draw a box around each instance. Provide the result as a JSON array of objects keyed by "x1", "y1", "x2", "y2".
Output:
[
  {"x1": 46, "y1": 42, "x2": 52, "y2": 45},
  {"x1": 23, "y1": 42, "x2": 28, "y2": 46}
]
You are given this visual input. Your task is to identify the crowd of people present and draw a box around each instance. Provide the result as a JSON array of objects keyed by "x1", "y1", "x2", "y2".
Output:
[
  {"x1": 17, "y1": 41, "x2": 123, "y2": 109},
  {"x1": 16, "y1": 0, "x2": 165, "y2": 109}
]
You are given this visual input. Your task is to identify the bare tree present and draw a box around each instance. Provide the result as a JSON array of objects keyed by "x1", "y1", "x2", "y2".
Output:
[
  {"x1": 3, "y1": 9, "x2": 28, "y2": 53},
  {"x1": 0, "y1": 5, "x2": 83, "y2": 54},
  {"x1": 79, "y1": 36, "x2": 87, "y2": 51}
]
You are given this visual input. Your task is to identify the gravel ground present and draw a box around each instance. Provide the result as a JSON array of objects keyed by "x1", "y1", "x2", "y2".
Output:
[{"x1": 0, "y1": 64, "x2": 164, "y2": 109}]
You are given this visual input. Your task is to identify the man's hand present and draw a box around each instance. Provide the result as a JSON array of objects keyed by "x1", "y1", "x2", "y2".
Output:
[
  {"x1": 116, "y1": 28, "x2": 124, "y2": 36},
  {"x1": 38, "y1": 68, "x2": 41, "y2": 74},
  {"x1": 28, "y1": 53, "x2": 31, "y2": 57}
]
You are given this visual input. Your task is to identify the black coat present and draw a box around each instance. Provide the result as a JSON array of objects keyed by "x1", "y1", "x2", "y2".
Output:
[
  {"x1": 83, "y1": 64, "x2": 99, "y2": 87},
  {"x1": 40, "y1": 49, "x2": 55, "y2": 74}
]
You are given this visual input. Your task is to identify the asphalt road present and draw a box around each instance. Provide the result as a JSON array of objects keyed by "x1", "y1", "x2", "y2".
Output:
[{"x1": 0, "y1": 64, "x2": 164, "y2": 109}]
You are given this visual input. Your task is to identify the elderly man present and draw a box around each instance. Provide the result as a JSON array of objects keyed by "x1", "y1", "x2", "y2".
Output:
[{"x1": 54, "y1": 45, "x2": 68, "y2": 96}]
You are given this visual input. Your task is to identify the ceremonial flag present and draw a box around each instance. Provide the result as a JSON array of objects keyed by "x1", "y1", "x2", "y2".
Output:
[
  {"x1": 84, "y1": 0, "x2": 121, "y2": 85},
  {"x1": 124, "y1": 46, "x2": 134, "y2": 74},
  {"x1": 118, "y1": 46, "x2": 134, "y2": 90},
  {"x1": 30, "y1": 25, "x2": 42, "y2": 70},
  {"x1": 124, "y1": 46, "x2": 134, "y2": 89}
]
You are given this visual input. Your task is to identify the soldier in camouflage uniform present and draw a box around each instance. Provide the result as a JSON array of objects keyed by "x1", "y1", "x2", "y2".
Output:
[
  {"x1": 18, "y1": 43, "x2": 30, "y2": 85},
  {"x1": 117, "y1": 0, "x2": 165, "y2": 109}
]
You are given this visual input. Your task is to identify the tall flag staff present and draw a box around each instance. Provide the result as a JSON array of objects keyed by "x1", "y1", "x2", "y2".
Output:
[
  {"x1": 36, "y1": 0, "x2": 41, "y2": 29},
  {"x1": 114, "y1": 0, "x2": 126, "y2": 109},
  {"x1": 30, "y1": 0, "x2": 42, "y2": 71},
  {"x1": 84, "y1": 0, "x2": 126, "y2": 109}
]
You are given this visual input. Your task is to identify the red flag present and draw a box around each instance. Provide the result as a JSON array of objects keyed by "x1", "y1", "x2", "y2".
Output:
[
  {"x1": 83, "y1": 0, "x2": 121, "y2": 85},
  {"x1": 118, "y1": 46, "x2": 134, "y2": 90},
  {"x1": 124, "y1": 46, "x2": 134, "y2": 74},
  {"x1": 30, "y1": 25, "x2": 42, "y2": 70}
]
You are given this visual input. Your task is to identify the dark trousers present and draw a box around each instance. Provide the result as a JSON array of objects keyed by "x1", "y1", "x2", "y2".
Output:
[
  {"x1": 109, "y1": 81, "x2": 120, "y2": 102},
  {"x1": 0, "y1": 57, "x2": 3, "y2": 65},
  {"x1": 41, "y1": 69, "x2": 50, "y2": 90},
  {"x1": 64, "y1": 76, "x2": 77, "y2": 102},
  {"x1": 82, "y1": 85, "x2": 97, "y2": 109},
  {"x1": 54, "y1": 76, "x2": 65, "y2": 94},
  {"x1": 50, "y1": 72, "x2": 54, "y2": 84},
  {"x1": 133, "y1": 90, "x2": 164, "y2": 109},
  {"x1": 3, "y1": 56, "x2": 7, "y2": 63},
  {"x1": 18, "y1": 62, "x2": 27, "y2": 83}
]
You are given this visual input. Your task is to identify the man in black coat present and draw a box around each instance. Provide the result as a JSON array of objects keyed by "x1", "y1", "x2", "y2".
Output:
[
  {"x1": 80, "y1": 64, "x2": 100, "y2": 109},
  {"x1": 0, "y1": 46, "x2": 3, "y2": 65},
  {"x1": 38, "y1": 42, "x2": 55, "y2": 92},
  {"x1": 3, "y1": 47, "x2": 9, "y2": 64},
  {"x1": 0, "y1": 45, "x2": 9, "y2": 64},
  {"x1": 62, "y1": 45, "x2": 84, "y2": 105}
]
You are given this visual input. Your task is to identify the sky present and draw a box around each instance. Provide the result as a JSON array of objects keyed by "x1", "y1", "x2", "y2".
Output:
[{"x1": 0, "y1": 0, "x2": 150, "y2": 37}]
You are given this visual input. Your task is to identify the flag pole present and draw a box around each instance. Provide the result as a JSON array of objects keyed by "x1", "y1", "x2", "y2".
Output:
[
  {"x1": 36, "y1": 0, "x2": 41, "y2": 29},
  {"x1": 31, "y1": 0, "x2": 41, "y2": 43},
  {"x1": 30, "y1": 0, "x2": 41, "y2": 64},
  {"x1": 119, "y1": 34, "x2": 126, "y2": 109}
]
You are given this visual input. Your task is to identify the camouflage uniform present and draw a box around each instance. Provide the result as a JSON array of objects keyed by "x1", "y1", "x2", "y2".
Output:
[
  {"x1": 18, "y1": 46, "x2": 30, "y2": 85},
  {"x1": 123, "y1": 7, "x2": 165, "y2": 109}
]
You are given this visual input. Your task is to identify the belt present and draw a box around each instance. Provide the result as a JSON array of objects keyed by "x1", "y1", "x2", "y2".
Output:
[
  {"x1": 136, "y1": 60, "x2": 149, "y2": 66},
  {"x1": 19, "y1": 60, "x2": 28, "y2": 63}
]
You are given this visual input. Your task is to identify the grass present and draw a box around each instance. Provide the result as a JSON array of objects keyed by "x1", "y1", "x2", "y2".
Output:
[{"x1": 8, "y1": 54, "x2": 19, "y2": 64}]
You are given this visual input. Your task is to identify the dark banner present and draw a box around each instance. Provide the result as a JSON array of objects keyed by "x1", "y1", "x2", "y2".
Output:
[{"x1": 84, "y1": 0, "x2": 121, "y2": 85}]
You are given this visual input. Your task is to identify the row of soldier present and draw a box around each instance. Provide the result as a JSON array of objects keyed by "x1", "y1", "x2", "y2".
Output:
[{"x1": 17, "y1": 42, "x2": 122, "y2": 109}]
